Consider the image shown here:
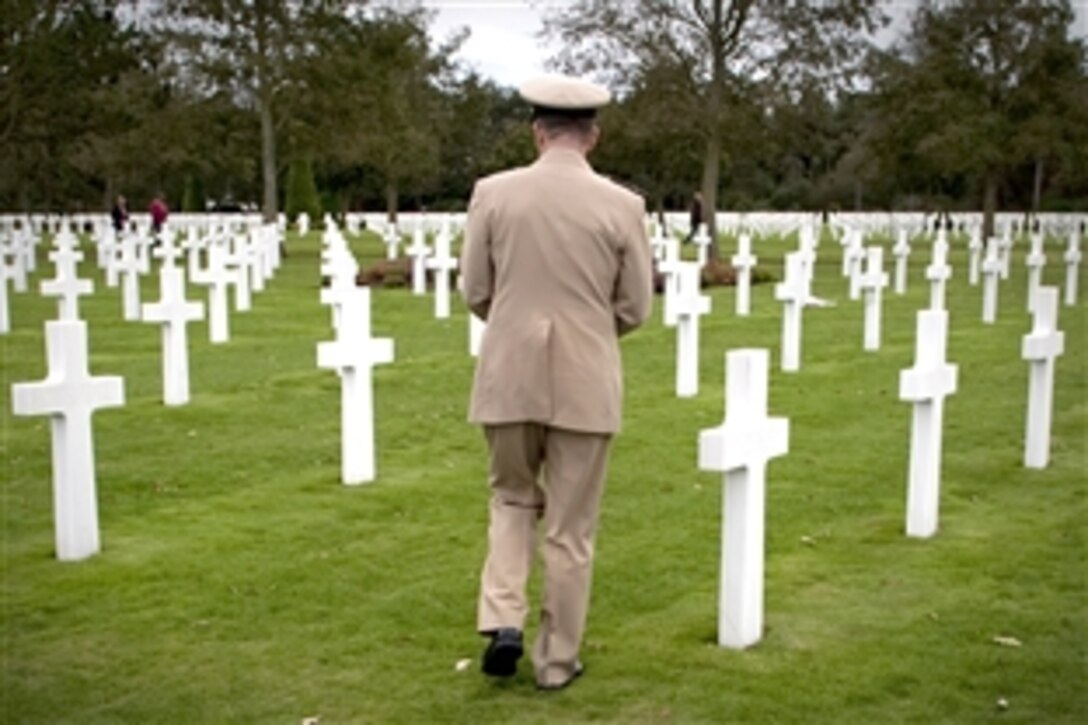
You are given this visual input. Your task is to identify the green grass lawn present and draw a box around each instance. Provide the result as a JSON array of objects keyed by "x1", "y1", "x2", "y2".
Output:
[{"x1": 2, "y1": 227, "x2": 1085, "y2": 723}]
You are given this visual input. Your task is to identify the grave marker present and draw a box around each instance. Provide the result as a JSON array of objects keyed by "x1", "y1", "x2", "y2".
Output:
[
  {"x1": 192, "y1": 242, "x2": 233, "y2": 343},
  {"x1": 967, "y1": 228, "x2": 983, "y2": 286},
  {"x1": 142, "y1": 265, "x2": 205, "y2": 406},
  {"x1": 406, "y1": 226, "x2": 430, "y2": 295},
  {"x1": 1025, "y1": 233, "x2": 1046, "y2": 312},
  {"x1": 425, "y1": 222, "x2": 458, "y2": 319},
  {"x1": 673, "y1": 262, "x2": 711, "y2": 397},
  {"x1": 899, "y1": 310, "x2": 958, "y2": 538},
  {"x1": 926, "y1": 229, "x2": 952, "y2": 311},
  {"x1": 731, "y1": 233, "x2": 757, "y2": 316},
  {"x1": 658, "y1": 236, "x2": 683, "y2": 327},
  {"x1": 1022, "y1": 287, "x2": 1064, "y2": 469},
  {"x1": 11, "y1": 320, "x2": 125, "y2": 560},
  {"x1": 317, "y1": 286, "x2": 394, "y2": 485},
  {"x1": 698, "y1": 349, "x2": 789, "y2": 649},
  {"x1": 858, "y1": 246, "x2": 888, "y2": 351},
  {"x1": 1063, "y1": 232, "x2": 1081, "y2": 306},
  {"x1": 774, "y1": 253, "x2": 807, "y2": 372},
  {"x1": 40, "y1": 232, "x2": 94, "y2": 322},
  {"x1": 892, "y1": 229, "x2": 910, "y2": 295},
  {"x1": 981, "y1": 240, "x2": 1002, "y2": 324}
]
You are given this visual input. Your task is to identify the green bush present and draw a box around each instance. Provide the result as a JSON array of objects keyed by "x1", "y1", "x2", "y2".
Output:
[
  {"x1": 181, "y1": 175, "x2": 206, "y2": 212},
  {"x1": 284, "y1": 158, "x2": 322, "y2": 229}
]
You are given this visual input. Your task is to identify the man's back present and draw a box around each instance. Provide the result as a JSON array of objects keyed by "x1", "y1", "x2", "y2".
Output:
[{"x1": 462, "y1": 147, "x2": 651, "y2": 434}]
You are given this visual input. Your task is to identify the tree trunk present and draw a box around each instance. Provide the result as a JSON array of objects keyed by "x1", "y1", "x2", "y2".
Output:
[
  {"x1": 1031, "y1": 157, "x2": 1044, "y2": 213},
  {"x1": 701, "y1": 131, "x2": 721, "y2": 258},
  {"x1": 254, "y1": 4, "x2": 278, "y2": 223},
  {"x1": 982, "y1": 168, "x2": 998, "y2": 241},
  {"x1": 259, "y1": 97, "x2": 277, "y2": 223},
  {"x1": 385, "y1": 180, "x2": 398, "y2": 224}
]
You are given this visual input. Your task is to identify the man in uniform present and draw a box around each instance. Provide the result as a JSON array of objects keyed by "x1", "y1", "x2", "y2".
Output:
[{"x1": 460, "y1": 74, "x2": 653, "y2": 690}]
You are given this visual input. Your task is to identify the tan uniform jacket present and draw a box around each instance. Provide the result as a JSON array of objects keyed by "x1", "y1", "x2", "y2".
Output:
[{"x1": 461, "y1": 148, "x2": 653, "y2": 434}]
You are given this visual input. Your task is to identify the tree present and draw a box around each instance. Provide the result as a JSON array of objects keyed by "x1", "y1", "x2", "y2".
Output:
[
  {"x1": 542, "y1": 0, "x2": 884, "y2": 255},
  {"x1": 867, "y1": 0, "x2": 1087, "y2": 237},
  {"x1": 154, "y1": 1, "x2": 368, "y2": 221},
  {"x1": 0, "y1": 1, "x2": 152, "y2": 210}
]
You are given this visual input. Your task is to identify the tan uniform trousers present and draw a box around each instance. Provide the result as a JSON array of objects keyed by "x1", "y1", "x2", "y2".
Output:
[{"x1": 477, "y1": 422, "x2": 613, "y2": 687}]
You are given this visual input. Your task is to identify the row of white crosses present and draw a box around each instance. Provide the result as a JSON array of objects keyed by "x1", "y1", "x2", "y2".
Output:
[
  {"x1": 9, "y1": 221, "x2": 284, "y2": 560},
  {"x1": 11, "y1": 230, "x2": 126, "y2": 561},
  {"x1": 317, "y1": 223, "x2": 394, "y2": 485},
  {"x1": 141, "y1": 234, "x2": 205, "y2": 406},
  {"x1": 694, "y1": 283, "x2": 1067, "y2": 650}
]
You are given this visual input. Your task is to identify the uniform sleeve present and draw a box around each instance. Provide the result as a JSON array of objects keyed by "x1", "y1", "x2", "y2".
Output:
[
  {"x1": 613, "y1": 196, "x2": 653, "y2": 337},
  {"x1": 460, "y1": 181, "x2": 494, "y2": 320}
]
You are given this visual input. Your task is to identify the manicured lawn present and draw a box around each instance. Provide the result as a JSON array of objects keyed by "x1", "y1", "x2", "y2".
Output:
[{"x1": 2, "y1": 226, "x2": 1084, "y2": 722}]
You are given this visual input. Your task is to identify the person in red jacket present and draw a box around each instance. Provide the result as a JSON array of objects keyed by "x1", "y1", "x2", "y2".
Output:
[{"x1": 149, "y1": 192, "x2": 169, "y2": 236}]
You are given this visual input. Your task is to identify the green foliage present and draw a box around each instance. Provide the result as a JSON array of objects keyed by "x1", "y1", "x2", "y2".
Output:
[
  {"x1": 284, "y1": 158, "x2": 322, "y2": 228},
  {"x1": 865, "y1": 0, "x2": 1088, "y2": 223},
  {"x1": 181, "y1": 175, "x2": 206, "y2": 213}
]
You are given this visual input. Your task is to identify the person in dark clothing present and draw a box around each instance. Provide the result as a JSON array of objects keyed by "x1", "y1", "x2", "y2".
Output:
[
  {"x1": 111, "y1": 195, "x2": 128, "y2": 233},
  {"x1": 685, "y1": 191, "x2": 703, "y2": 243}
]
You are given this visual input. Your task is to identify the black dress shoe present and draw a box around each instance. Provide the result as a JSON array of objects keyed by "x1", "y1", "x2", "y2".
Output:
[
  {"x1": 537, "y1": 661, "x2": 584, "y2": 691},
  {"x1": 481, "y1": 628, "x2": 523, "y2": 677}
]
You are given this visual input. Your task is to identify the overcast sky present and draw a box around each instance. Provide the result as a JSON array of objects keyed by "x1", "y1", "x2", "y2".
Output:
[
  {"x1": 425, "y1": 0, "x2": 568, "y2": 87},
  {"x1": 426, "y1": 0, "x2": 1088, "y2": 89}
]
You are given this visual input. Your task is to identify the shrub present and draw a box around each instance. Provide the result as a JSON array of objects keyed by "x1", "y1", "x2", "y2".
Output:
[{"x1": 285, "y1": 158, "x2": 322, "y2": 229}]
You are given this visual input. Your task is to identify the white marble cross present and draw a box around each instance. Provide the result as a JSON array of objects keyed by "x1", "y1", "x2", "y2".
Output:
[
  {"x1": 317, "y1": 286, "x2": 394, "y2": 485},
  {"x1": 1022, "y1": 286, "x2": 1064, "y2": 469},
  {"x1": 320, "y1": 251, "x2": 359, "y2": 332},
  {"x1": 899, "y1": 310, "x2": 958, "y2": 538},
  {"x1": 698, "y1": 348, "x2": 789, "y2": 649},
  {"x1": 115, "y1": 234, "x2": 145, "y2": 321},
  {"x1": 100, "y1": 231, "x2": 121, "y2": 288},
  {"x1": 245, "y1": 231, "x2": 267, "y2": 293},
  {"x1": 425, "y1": 223, "x2": 458, "y2": 319},
  {"x1": 3, "y1": 236, "x2": 29, "y2": 292},
  {"x1": 796, "y1": 225, "x2": 817, "y2": 303},
  {"x1": 40, "y1": 231, "x2": 94, "y2": 322},
  {"x1": 967, "y1": 229, "x2": 984, "y2": 286},
  {"x1": 692, "y1": 227, "x2": 712, "y2": 267},
  {"x1": 11, "y1": 320, "x2": 125, "y2": 560},
  {"x1": 998, "y1": 231, "x2": 1013, "y2": 280},
  {"x1": 224, "y1": 236, "x2": 252, "y2": 312},
  {"x1": 775, "y1": 253, "x2": 808, "y2": 372},
  {"x1": 892, "y1": 228, "x2": 911, "y2": 295},
  {"x1": 406, "y1": 226, "x2": 430, "y2": 296},
  {"x1": 0, "y1": 256, "x2": 11, "y2": 333},
  {"x1": 649, "y1": 224, "x2": 668, "y2": 262},
  {"x1": 192, "y1": 242, "x2": 233, "y2": 343},
  {"x1": 383, "y1": 224, "x2": 401, "y2": 261},
  {"x1": 858, "y1": 246, "x2": 888, "y2": 351},
  {"x1": 658, "y1": 236, "x2": 683, "y2": 327},
  {"x1": 181, "y1": 230, "x2": 205, "y2": 281},
  {"x1": 152, "y1": 230, "x2": 185, "y2": 270},
  {"x1": 844, "y1": 232, "x2": 865, "y2": 301},
  {"x1": 1025, "y1": 233, "x2": 1046, "y2": 312},
  {"x1": 673, "y1": 262, "x2": 710, "y2": 397},
  {"x1": 1063, "y1": 232, "x2": 1081, "y2": 306},
  {"x1": 981, "y1": 240, "x2": 1002, "y2": 324},
  {"x1": 731, "y1": 233, "x2": 757, "y2": 316},
  {"x1": 926, "y1": 230, "x2": 952, "y2": 311},
  {"x1": 142, "y1": 265, "x2": 205, "y2": 406}
]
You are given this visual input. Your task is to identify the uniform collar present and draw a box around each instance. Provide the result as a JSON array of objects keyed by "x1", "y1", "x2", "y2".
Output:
[{"x1": 535, "y1": 147, "x2": 593, "y2": 171}]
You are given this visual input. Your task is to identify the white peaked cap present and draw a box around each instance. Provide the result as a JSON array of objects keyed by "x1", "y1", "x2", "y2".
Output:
[{"x1": 519, "y1": 74, "x2": 611, "y2": 113}]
